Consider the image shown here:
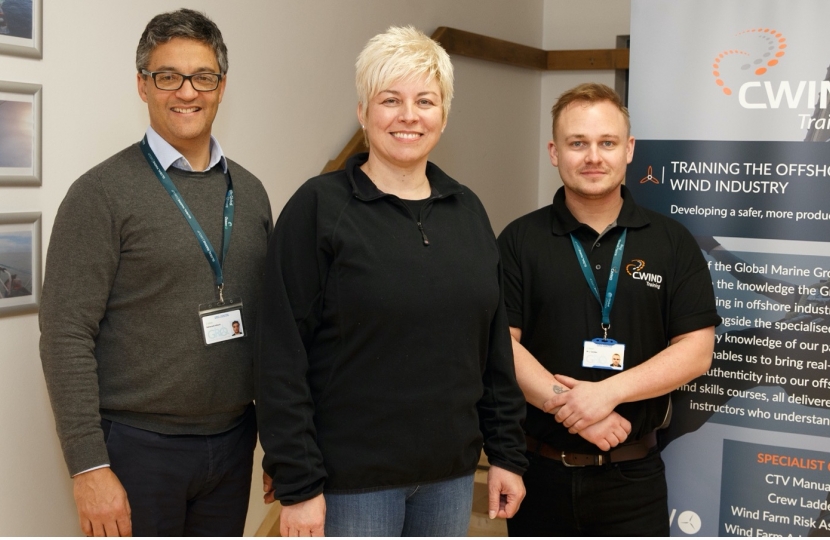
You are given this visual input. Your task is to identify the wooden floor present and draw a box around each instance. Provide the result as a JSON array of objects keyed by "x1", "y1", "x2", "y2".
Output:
[{"x1": 255, "y1": 456, "x2": 507, "y2": 537}]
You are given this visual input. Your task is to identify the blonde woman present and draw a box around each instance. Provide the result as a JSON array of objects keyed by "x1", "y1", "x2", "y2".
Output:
[{"x1": 257, "y1": 26, "x2": 526, "y2": 536}]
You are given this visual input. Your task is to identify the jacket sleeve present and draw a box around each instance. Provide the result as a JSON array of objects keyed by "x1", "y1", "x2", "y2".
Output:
[
  {"x1": 39, "y1": 174, "x2": 119, "y2": 476},
  {"x1": 255, "y1": 181, "x2": 329, "y2": 505},
  {"x1": 469, "y1": 198, "x2": 528, "y2": 475}
]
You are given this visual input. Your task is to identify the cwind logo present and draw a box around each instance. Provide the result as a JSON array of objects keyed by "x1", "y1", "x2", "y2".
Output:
[
  {"x1": 626, "y1": 259, "x2": 662, "y2": 290},
  {"x1": 713, "y1": 29, "x2": 830, "y2": 130},
  {"x1": 713, "y1": 27, "x2": 787, "y2": 103}
]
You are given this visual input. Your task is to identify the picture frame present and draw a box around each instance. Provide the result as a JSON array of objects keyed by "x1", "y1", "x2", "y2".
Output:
[
  {"x1": 0, "y1": 0, "x2": 42, "y2": 59},
  {"x1": 0, "y1": 80, "x2": 41, "y2": 186},
  {"x1": 0, "y1": 212, "x2": 40, "y2": 316}
]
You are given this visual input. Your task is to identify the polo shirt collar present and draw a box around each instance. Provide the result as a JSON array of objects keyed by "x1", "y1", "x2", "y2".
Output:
[
  {"x1": 345, "y1": 152, "x2": 464, "y2": 201},
  {"x1": 144, "y1": 126, "x2": 228, "y2": 173},
  {"x1": 550, "y1": 184, "x2": 650, "y2": 236}
]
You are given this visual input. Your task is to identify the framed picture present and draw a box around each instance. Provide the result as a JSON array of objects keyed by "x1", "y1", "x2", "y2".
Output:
[
  {"x1": 0, "y1": 81, "x2": 41, "y2": 186},
  {"x1": 0, "y1": 212, "x2": 40, "y2": 316},
  {"x1": 0, "y1": 0, "x2": 42, "y2": 59}
]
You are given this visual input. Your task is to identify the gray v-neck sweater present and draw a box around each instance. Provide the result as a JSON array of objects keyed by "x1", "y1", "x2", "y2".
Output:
[{"x1": 40, "y1": 143, "x2": 272, "y2": 475}]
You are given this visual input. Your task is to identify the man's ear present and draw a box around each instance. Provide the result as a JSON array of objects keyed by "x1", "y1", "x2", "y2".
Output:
[
  {"x1": 548, "y1": 140, "x2": 559, "y2": 167},
  {"x1": 137, "y1": 72, "x2": 149, "y2": 104}
]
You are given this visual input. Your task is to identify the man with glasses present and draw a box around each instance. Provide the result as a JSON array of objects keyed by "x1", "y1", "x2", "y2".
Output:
[{"x1": 40, "y1": 9, "x2": 271, "y2": 536}]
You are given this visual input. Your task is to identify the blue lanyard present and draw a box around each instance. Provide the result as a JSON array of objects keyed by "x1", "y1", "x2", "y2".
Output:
[
  {"x1": 570, "y1": 229, "x2": 627, "y2": 338},
  {"x1": 140, "y1": 137, "x2": 234, "y2": 299}
]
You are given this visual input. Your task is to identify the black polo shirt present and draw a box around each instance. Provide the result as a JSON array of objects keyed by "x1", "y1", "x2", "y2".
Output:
[{"x1": 498, "y1": 185, "x2": 720, "y2": 453}]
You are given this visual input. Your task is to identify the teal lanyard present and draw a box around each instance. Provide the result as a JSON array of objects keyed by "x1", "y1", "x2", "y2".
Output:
[
  {"x1": 140, "y1": 136, "x2": 234, "y2": 300},
  {"x1": 570, "y1": 229, "x2": 627, "y2": 338}
]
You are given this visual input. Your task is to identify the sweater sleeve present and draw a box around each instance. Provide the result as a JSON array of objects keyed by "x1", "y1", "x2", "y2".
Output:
[
  {"x1": 477, "y1": 256, "x2": 529, "y2": 476},
  {"x1": 39, "y1": 173, "x2": 119, "y2": 476},
  {"x1": 468, "y1": 198, "x2": 528, "y2": 475},
  {"x1": 255, "y1": 181, "x2": 329, "y2": 505}
]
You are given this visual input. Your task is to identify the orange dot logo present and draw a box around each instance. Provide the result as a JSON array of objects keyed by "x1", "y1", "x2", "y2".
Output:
[
  {"x1": 626, "y1": 259, "x2": 645, "y2": 276},
  {"x1": 712, "y1": 28, "x2": 787, "y2": 97}
]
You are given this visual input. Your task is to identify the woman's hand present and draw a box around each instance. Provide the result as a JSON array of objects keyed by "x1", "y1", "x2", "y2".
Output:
[
  {"x1": 487, "y1": 466, "x2": 525, "y2": 519},
  {"x1": 280, "y1": 493, "x2": 325, "y2": 537}
]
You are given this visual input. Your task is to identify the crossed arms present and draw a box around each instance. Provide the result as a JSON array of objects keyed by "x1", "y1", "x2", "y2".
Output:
[{"x1": 510, "y1": 325, "x2": 715, "y2": 450}]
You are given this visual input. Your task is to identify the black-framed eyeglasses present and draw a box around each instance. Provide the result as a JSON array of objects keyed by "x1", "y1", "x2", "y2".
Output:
[{"x1": 140, "y1": 69, "x2": 223, "y2": 92}]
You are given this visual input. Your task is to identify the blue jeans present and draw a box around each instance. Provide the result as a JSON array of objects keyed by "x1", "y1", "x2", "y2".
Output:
[
  {"x1": 324, "y1": 473, "x2": 475, "y2": 536},
  {"x1": 102, "y1": 406, "x2": 257, "y2": 536},
  {"x1": 508, "y1": 448, "x2": 669, "y2": 536}
]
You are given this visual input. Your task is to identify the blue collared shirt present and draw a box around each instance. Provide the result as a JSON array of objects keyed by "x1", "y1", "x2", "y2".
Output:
[{"x1": 144, "y1": 126, "x2": 228, "y2": 173}]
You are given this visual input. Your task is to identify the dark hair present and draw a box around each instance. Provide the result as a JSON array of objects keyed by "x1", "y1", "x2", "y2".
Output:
[
  {"x1": 136, "y1": 8, "x2": 228, "y2": 75},
  {"x1": 551, "y1": 83, "x2": 629, "y2": 137}
]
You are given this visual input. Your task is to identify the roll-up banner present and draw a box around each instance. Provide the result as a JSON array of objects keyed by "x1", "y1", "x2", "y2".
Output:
[{"x1": 629, "y1": 1, "x2": 830, "y2": 536}]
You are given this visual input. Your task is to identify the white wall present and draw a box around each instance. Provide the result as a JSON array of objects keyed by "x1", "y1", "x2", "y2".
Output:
[
  {"x1": 0, "y1": 0, "x2": 544, "y2": 535},
  {"x1": 537, "y1": 0, "x2": 631, "y2": 208}
]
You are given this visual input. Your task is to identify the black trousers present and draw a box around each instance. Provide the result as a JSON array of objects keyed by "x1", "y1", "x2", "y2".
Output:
[
  {"x1": 102, "y1": 405, "x2": 257, "y2": 536},
  {"x1": 507, "y1": 448, "x2": 670, "y2": 536}
]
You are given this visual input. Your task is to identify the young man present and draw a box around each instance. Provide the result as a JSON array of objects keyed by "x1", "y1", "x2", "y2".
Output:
[
  {"x1": 39, "y1": 9, "x2": 271, "y2": 536},
  {"x1": 498, "y1": 83, "x2": 719, "y2": 536}
]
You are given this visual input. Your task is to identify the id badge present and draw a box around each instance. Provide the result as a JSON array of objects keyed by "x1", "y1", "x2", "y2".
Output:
[
  {"x1": 582, "y1": 338, "x2": 625, "y2": 371},
  {"x1": 199, "y1": 297, "x2": 244, "y2": 346}
]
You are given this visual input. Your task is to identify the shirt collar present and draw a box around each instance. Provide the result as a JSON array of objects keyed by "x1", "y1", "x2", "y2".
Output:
[
  {"x1": 550, "y1": 184, "x2": 650, "y2": 236},
  {"x1": 144, "y1": 126, "x2": 228, "y2": 173},
  {"x1": 345, "y1": 152, "x2": 464, "y2": 201}
]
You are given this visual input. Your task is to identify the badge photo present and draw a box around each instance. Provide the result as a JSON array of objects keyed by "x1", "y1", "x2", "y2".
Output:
[
  {"x1": 582, "y1": 338, "x2": 625, "y2": 371},
  {"x1": 199, "y1": 298, "x2": 244, "y2": 346}
]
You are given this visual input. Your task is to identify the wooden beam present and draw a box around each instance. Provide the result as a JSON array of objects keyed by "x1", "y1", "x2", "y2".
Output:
[
  {"x1": 433, "y1": 27, "x2": 547, "y2": 70},
  {"x1": 547, "y1": 48, "x2": 629, "y2": 70},
  {"x1": 321, "y1": 127, "x2": 366, "y2": 174},
  {"x1": 433, "y1": 27, "x2": 628, "y2": 71}
]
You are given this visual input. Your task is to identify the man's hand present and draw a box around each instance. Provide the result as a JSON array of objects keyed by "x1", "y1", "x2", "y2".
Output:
[
  {"x1": 545, "y1": 382, "x2": 570, "y2": 415},
  {"x1": 543, "y1": 374, "x2": 619, "y2": 433},
  {"x1": 263, "y1": 472, "x2": 277, "y2": 504},
  {"x1": 279, "y1": 493, "x2": 325, "y2": 537},
  {"x1": 544, "y1": 379, "x2": 630, "y2": 450},
  {"x1": 575, "y1": 411, "x2": 631, "y2": 451},
  {"x1": 73, "y1": 467, "x2": 131, "y2": 537},
  {"x1": 487, "y1": 465, "x2": 525, "y2": 520}
]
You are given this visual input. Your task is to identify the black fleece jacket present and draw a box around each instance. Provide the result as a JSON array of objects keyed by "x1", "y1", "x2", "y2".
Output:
[{"x1": 256, "y1": 153, "x2": 527, "y2": 504}]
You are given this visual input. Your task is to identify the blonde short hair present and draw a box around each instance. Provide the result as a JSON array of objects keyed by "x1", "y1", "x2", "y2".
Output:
[
  {"x1": 551, "y1": 83, "x2": 630, "y2": 138},
  {"x1": 356, "y1": 26, "x2": 454, "y2": 121}
]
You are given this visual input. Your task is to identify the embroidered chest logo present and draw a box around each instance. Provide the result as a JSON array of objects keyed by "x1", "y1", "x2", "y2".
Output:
[{"x1": 626, "y1": 259, "x2": 663, "y2": 290}]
